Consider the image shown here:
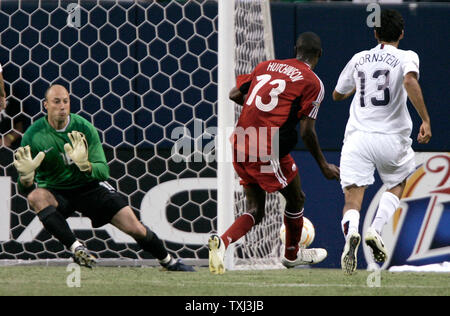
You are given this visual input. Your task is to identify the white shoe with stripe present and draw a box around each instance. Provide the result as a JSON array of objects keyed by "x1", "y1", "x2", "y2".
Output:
[{"x1": 281, "y1": 247, "x2": 327, "y2": 268}]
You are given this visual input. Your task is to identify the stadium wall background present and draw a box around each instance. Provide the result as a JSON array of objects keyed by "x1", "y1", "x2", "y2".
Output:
[{"x1": 0, "y1": 1, "x2": 448, "y2": 269}]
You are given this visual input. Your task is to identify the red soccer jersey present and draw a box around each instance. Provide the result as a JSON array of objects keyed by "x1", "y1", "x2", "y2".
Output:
[{"x1": 232, "y1": 58, "x2": 324, "y2": 161}]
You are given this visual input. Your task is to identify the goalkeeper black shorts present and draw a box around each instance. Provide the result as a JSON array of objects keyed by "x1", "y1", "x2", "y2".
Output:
[{"x1": 46, "y1": 181, "x2": 129, "y2": 228}]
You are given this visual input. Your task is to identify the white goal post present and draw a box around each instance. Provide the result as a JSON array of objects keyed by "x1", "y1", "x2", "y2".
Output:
[
  {"x1": 217, "y1": 0, "x2": 237, "y2": 270},
  {"x1": 218, "y1": 0, "x2": 284, "y2": 270}
]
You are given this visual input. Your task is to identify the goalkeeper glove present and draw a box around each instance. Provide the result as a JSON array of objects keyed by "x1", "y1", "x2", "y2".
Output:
[
  {"x1": 13, "y1": 145, "x2": 45, "y2": 183},
  {"x1": 64, "y1": 131, "x2": 91, "y2": 172}
]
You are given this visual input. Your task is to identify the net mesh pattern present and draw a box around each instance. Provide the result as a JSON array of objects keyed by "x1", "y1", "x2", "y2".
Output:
[
  {"x1": 0, "y1": 0, "x2": 218, "y2": 263},
  {"x1": 0, "y1": 0, "x2": 282, "y2": 269}
]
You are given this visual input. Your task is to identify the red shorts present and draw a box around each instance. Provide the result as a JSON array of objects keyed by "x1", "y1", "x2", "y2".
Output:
[{"x1": 233, "y1": 154, "x2": 298, "y2": 193}]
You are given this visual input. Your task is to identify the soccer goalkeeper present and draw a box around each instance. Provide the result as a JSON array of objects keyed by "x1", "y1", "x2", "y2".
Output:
[{"x1": 14, "y1": 84, "x2": 194, "y2": 271}]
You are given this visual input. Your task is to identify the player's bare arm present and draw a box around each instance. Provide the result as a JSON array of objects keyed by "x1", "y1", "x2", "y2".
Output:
[
  {"x1": 403, "y1": 72, "x2": 432, "y2": 144},
  {"x1": 299, "y1": 117, "x2": 339, "y2": 180},
  {"x1": 229, "y1": 86, "x2": 246, "y2": 106},
  {"x1": 332, "y1": 88, "x2": 356, "y2": 102}
]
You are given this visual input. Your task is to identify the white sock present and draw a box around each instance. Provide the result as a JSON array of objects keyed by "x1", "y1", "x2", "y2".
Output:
[
  {"x1": 341, "y1": 209, "x2": 360, "y2": 239},
  {"x1": 159, "y1": 254, "x2": 176, "y2": 266},
  {"x1": 371, "y1": 191, "x2": 400, "y2": 234},
  {"x1": 70, "y1": 240, "x2": 82, "y2": 253}
]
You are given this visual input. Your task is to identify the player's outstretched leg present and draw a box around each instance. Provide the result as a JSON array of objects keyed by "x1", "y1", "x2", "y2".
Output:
[
  {"x1": 136, "y1": 227, "x2": 195, "y2": 272},
  {"x1": 135, "y1": 226, "x2": 195, "y2": 272},
  {"x1": 281, "y1": 247, "x2": 327, "y2": 268},
  {"x1": 341, "y1": 232, "x2": 361, "y2": 275},
  {"x1": 208, "y1": 234, "x2": 226, "y2": 275},
  {"x1": 111, "y1": 206, "x2": 195, "y2": 272},
  {"x1": 365, "y1": 227, "x2": 388, "y2": 263}
]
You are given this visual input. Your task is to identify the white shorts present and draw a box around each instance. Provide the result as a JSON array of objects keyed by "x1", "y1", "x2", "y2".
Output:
[{"x1": 340, "y1": 131, "x2": 416, "y2": 190}]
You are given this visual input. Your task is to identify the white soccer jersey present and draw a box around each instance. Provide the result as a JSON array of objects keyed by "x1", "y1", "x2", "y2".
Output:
[{"x1": 335, "y1": 43, "x2": 420, "y2": 139}]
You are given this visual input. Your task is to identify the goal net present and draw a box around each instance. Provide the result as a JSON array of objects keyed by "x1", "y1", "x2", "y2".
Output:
[
  {"x1": 0, "y1": 0, "x2": 219, "y2": 266},
  {"x1": 0, "y1": 0, "x2": 283, "y2": 269}
]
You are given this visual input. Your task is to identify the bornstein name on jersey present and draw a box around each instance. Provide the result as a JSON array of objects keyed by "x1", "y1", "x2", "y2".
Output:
[
  {"x1": 355, "y1": 52, "x2": 400, "y2": 69},
  {"x1": 266, "y1": 62, "x2": 304, "y2": 82}
]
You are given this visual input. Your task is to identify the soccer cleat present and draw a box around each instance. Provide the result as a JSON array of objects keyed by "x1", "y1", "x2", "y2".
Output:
[
  {"x1": 72, "y1": 246, "x2": 97, "y2": 269},
  {"x1": 163, "y1": 259, "x2": 196, "y2": 272},
  {"x1": 281, "y1": 248, "x2": 328, "y2": 268},
  {"x1": 208, "y1": 234, "x2": 226, "y2": 275},
  {"x1": 365, "y1": 227, "x2": 388, "y2": 263},
  {"x1": 341, "y1": 232, "x2": 361, "y2": 275}
]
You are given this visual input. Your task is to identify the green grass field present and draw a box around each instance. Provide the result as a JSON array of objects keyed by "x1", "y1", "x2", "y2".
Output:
[{"x1": 0, "y1": 266, "x2": 448, "y2": 296}]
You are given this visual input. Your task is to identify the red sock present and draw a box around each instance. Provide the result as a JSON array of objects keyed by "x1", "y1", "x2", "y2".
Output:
[
  {"x1": 284, "y1": 209, "x2": 304, "y2": 261},
  {"x1": 221, "y1": 213, "x2": 255, "y2": 248}
]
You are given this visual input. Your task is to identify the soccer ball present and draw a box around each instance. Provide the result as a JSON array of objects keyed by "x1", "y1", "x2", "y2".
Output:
[{"x1": 279, "y1": 217, "x2": 315, "y2": 248}]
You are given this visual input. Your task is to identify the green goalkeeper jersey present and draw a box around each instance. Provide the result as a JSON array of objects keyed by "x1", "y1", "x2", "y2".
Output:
[{"x1": 18, "y1": 113, "x2": 110, "y2": 193}]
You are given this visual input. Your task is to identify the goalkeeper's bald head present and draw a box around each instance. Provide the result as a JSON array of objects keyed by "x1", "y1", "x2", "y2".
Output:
[
  {"x1": 44, "y1": 84, "x2": 69, "y2": 102},
  {"x1": 43, "y1": 84, "x2": 71, "y2": 130}
]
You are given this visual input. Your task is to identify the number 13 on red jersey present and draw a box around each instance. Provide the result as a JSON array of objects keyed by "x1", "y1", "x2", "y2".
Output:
[{"x1": 246, "y1": 74, "x2": 286, "y2": 112}]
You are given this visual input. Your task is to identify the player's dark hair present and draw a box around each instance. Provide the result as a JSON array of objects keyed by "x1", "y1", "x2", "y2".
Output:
[
  {"x1": 375, "y1": 9, "x2": 404, "y2": 43},
  {"x1": 295, "y1": 32, "x2": 322, "y2": 60}
]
